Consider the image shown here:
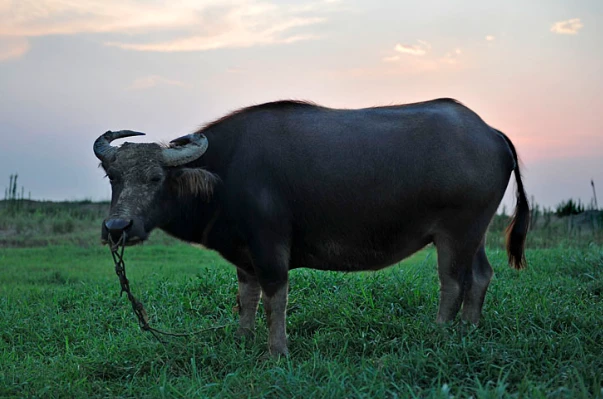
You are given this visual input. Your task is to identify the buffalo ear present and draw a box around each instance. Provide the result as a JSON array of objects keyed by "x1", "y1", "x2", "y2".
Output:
[{"x1": 171, "y1": 168, "x2": 219, "y2": 199}]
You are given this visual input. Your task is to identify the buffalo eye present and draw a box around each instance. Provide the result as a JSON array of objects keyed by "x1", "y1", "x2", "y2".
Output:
[{"x1": 150, "y1": 175, "x2": 162, "y2": 184}]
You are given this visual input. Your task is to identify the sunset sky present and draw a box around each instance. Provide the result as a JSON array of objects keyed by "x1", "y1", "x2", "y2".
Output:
[{"x1": 0, "y1": 0, "x2": 601, "y2": 210}]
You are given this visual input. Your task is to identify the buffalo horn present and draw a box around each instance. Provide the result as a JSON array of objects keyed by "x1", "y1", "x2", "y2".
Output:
[
  {"x1": 93, "y1": 130, "x2": 146, "y2": 162},
  {"x1": 163, "y1": 134, "x2": 209, "y2": 166}
]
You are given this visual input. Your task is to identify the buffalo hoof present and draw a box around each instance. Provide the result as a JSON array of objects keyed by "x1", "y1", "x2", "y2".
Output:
[
  {"x1": 269, "y1": 344, "x2": 289, "y2": 358},
  {"x1": 260, "y1": 347, "x2": 289, "y2": 361}
]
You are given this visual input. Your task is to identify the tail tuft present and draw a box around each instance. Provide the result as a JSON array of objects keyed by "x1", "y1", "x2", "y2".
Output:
[{"x1": 497, "y1": 130, "x2": 530, "y2": 269}]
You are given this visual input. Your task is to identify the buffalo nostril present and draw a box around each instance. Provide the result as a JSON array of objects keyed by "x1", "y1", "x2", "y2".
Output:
[{"x1": 104, "y1": 218, "x2": 133, "y2": 233}]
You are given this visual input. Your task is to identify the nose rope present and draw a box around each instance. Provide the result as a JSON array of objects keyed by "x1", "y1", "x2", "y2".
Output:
[{"x1": 108, "y1": 231, "x2": 228, "y2": 343}]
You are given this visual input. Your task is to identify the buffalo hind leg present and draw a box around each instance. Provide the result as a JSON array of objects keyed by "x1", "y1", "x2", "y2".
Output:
[
  {"x1": 461, "y1": 242, "x2": 494, "y2": 324},
  {"x1": 235, "y1": 269, "x2": 262, "y2": 338},
  {"x1": 435, "y1": 238, "x2": 479, "y2": 323}
]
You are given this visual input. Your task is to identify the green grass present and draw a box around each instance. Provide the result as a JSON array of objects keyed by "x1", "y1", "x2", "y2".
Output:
[
  {"x1": 1, "y1": 243, "x2": 602, "y2": 398},
  {"x1": 0, "y1": 200, "x2": 183, "y2": 248},
  {"x1": 0, "y1": 201, "x2": 108, "y2": 247}
]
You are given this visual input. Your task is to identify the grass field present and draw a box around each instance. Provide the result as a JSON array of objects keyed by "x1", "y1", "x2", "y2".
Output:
[{"x1": 1, "y1": 238, "x2": 602, "y2": 398}]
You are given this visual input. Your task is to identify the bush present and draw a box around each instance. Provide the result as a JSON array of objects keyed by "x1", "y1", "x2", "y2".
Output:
[{"x1": 51, "y1": 218, "x2": 76, "y2": 234}]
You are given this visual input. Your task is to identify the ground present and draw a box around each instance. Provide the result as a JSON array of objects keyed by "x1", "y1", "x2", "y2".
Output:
[{"x1": 0, "y1": 201, "x2": 602, "y2": 398}]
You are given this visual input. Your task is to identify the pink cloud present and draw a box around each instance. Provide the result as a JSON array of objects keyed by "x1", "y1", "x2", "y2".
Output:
[
  {"x1": 394, "y1": 40, "x2": 431, "y2": 56},
  {"x1": 0, "y1": 1, "x2": 330, "y2": 52},
  {"x1": 0, "y1": 36, "x2": 30, "y2": 61}
]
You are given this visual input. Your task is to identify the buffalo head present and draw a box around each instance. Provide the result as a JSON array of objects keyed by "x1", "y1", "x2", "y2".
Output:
[{"x1": 94, "y1": 130, "x2": 214, "y2": 245}]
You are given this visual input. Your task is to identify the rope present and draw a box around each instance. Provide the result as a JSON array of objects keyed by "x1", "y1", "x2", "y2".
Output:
[{"x1": 108, "y1": 232, "x2": 228, "y2": 342}]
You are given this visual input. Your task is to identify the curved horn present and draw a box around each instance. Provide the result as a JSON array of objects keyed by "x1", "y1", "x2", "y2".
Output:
[
  {"x1": 93, "y1": 130, "x2": 146, "y2": 162},
  {"x1": 163, "y1": 134, "x2": 209, "y2": 166}
]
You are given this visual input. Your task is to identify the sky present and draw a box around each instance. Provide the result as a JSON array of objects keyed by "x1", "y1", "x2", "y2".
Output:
[{"x1": 0, "y1": 0, "x2": 602, "y2": 211}]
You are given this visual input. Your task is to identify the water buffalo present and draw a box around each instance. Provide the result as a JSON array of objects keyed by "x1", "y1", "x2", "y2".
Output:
[{"x1": 94, "y1": 98, "x2": 529, "y2": 356}]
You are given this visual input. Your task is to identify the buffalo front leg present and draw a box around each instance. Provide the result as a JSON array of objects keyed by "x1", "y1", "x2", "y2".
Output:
[
  {"x1": 261, "y1": 280, "x2": 289, "y2": 357},
  {"x1": 244, "y1": 197, "x2": 292, "y2": 356},
  {"x1": 235, "y1": 269, "x2": 262, "y2": 338},
  {"x1": 249, "y1": 236, "x2": 290, "y2": 356}
]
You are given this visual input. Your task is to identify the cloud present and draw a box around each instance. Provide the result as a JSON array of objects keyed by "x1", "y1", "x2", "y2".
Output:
[
  {"x1": 441, "y1": 48, "x2": 462, "y2": 65},
  {"x1": 485, "y1": 35, "x2": 495, "y2": 41},
  {"x1": 127, "y1": 75, "x2": 184, "y2": 90},
  {"x1": 0, "y1": 36, "x2": 30, "y2": 61},
  {"x1": 382, "y1": 55, "x2": 401, "y2": 62},
  {"x1": 382, "y1": 41, "x2": 462, "y2": 70},
  {"x1": 0, "y1": 1, "x2": 200, "y2": 36},
  {"x1": 394, "y1": 40, "x2": 431, "y2": 56},
  {"x1": 106, "y1": 16, "x2": 325, "y2": 52},
  {"x1": 550, "y1": 18, "x2": 583, "y2": 35},
  {"x1": 0, "y1": 1, "x2": 333, "y2": 54}
]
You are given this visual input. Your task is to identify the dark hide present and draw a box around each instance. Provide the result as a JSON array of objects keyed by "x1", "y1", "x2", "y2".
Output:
[{"x1": 97, "y1": 98, "x2": 529, "y2": 356}]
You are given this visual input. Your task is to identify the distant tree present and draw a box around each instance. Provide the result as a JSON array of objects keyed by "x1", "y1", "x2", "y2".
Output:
[
  {"x1": 555, "y1": 199, "x2": 585, "y2": 217},
  {"x1": 4, "y1": 174, "x2": 29, "y2": 211},
  {"x1": 592, "y1": 179, "x2": 599, "y2": 210},
  {"x1": 12, "y1": 174, "x2": 18, "y2": 200},
  {"x1": 7, "y1": 174, "x2": 14, "y2": 200}
]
